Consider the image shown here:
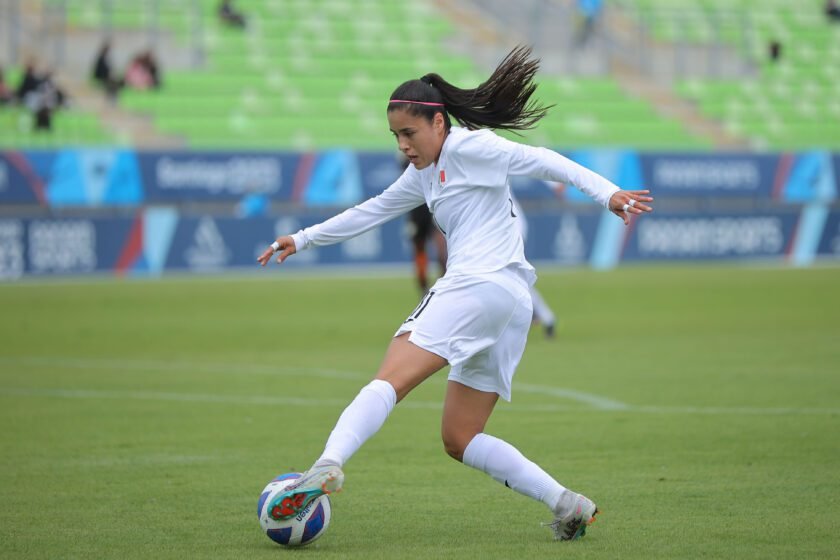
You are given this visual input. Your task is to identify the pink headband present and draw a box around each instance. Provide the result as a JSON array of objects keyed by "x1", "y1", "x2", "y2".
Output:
[{"x1": 389, "y1": 99, "x2": 445, "y2": 107}]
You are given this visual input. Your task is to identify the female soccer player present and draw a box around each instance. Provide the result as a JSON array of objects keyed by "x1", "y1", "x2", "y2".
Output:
[{"x1": 257, "y1": 46, "x2": 652, "y2": 541}]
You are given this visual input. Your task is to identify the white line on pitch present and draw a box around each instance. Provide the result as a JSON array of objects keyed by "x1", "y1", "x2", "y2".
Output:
[
  {"x1": 0, "y1": 356, "x2": 366, "y2": 380},
  {"x1": 1, "y1": 387, "x2": 838, "y2": 416},
  {"x1": 515, "y1": 382, "x2": 629, "y2": 410},
  {"x1": 0, "y1": 355, "x2": 624, "y2": 409}
]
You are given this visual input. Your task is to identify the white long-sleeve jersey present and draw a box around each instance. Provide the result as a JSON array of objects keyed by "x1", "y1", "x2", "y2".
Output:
[{"x1": 291, "y1": 127, "x2": 620, "y2": 282}]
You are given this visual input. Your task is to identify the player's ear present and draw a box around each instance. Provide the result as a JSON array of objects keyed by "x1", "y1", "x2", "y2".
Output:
[{"x1": 433, "y1": 111, "x2": 445, "y2": 133}]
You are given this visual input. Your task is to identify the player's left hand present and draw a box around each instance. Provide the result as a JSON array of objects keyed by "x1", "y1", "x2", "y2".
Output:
[
  {"x1": 257, "y1": 235, "x2": 296, "y2": 266},
  {"x1": 608, "y1": 190, "x2": 653, "y2": 225}
]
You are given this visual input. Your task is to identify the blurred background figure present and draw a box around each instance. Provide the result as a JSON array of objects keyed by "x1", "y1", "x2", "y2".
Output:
[
  {"x1": 15, "y1": 61, "x2": 68, "y2": 132},
  {"x1": 768, "y1": 39, "x2": 783, "y2": 62},
  {"x1": 219, "y1": 0, "x2": 247, "y2": 29},
  {"x1": 575, "y1": 0, "x2": 603, "y2": 47},
  {"x1": 826, "y1": 0, "x2": 840, "y2": 22},
  {"x1": 0, "y1": 67, "x2": 12, "y2": 105},
  {"x1": 28, "y1": 70, "x2": 68, "y2": 131},
  {"x1": 401, "y1": 154, "x2": 447, "y2": 295},
  {"x1": 14, "y1": 59, "x2": 40, "y2": 102},
  {"x1": 511, "y1": 196, "x2": 557, "y2": 339},
  {"x1": 408, "y1": 203, "x2": 447, "y2": 295},
  {"x1": 91, "y1": 39, "x2": 123, "y2": 102},
  {"x1": 125, "y1": 50, "x2": 161, "y2": 90}
]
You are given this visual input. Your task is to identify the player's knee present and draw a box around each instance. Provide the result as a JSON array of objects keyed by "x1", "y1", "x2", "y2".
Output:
[{"x1": 441, "y1": 430, "x2": 469, "y2": 462}]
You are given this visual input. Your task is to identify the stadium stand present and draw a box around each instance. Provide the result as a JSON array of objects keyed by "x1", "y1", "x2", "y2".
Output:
[
  {"x1": 50, "y1": 0, "x2": 704, "y2": 150},
  {"x1": 17, "y1": 0, "x2": 836, "y2": 150},
  {"x1": 618, "y1": 0, "x2": 840, "y2": 149}
]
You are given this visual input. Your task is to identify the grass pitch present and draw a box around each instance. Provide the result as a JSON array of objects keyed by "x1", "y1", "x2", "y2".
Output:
[{"x1": 1, "y1": 265, "x2": 838, "y2": 559}]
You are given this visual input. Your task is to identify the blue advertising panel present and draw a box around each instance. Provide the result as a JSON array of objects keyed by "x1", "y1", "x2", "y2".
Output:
[
  {"x1": 0, "y1": 152, "x2": 45, "y2": 205},
  {"x1": 1, "y1": 205, "x2": 836, "y2": 279},
  {"x1": 4, "y1": 149, "x2": 838, "y2": 208},
  {"x1": 816, "y1": 210, "x2": 840, "y2": 258},
  {"x1": 0, "y1": 216, "x2": 137, "y2": 278},
  {"x1": 161, "y1": 213, "x2": 413, "y2": 273},
  {"x1": 622, "y1": 210, "x2": 801, "y2": 261}
]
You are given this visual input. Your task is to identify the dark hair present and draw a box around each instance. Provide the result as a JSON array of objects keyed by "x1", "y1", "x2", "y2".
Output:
[{"x1": 387, "y1": 45, "x2": 552, "y2": 132}]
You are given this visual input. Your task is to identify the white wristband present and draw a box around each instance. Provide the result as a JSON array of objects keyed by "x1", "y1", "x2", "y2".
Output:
[{"x1": 270, "y1": 241, "x2": 280, "y2": 253}]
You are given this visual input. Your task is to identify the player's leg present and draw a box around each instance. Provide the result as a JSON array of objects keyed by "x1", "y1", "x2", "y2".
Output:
[
  {"x1": 529, "y1": 285, "x2": 557, "y2": 338},
  {"x1": 313, "y1": 333, "x2": 447, "y2": 468},
  {"x1": 432, "y1": 229, "x2": 447, "y2": 277},
  {"x1": 268, "y1": 334, "x2": 447, "y2": 520},
  {"x1": 413, "y1": 239, "x2": 429, "y2": 294},
  {"x1": 442, "y1": 286, "x2": 597, "y2": 540},
  {"x1": 410, "y1": 206, "x2": 433, "y2": 294},
  {"x1": 444, "y1": 381, "x2": 598, "y2": 540},
  {"x1": 443, "y1": 380, "x2": 567, "y2": 506}
]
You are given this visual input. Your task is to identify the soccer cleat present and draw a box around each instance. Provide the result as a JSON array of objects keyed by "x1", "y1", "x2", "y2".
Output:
[
  {"x1": 544, "y1": 322, "x2": 556, "y2": 339},
  {"x1": 267, "y1": 466, "x2": 344, "y2": 521},
  {"x1": 545, "y1": 492, "x2": 599, "y2": 541}
]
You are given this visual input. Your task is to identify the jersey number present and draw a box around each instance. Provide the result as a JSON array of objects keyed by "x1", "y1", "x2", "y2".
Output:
[{"x1": 404, "y1": 290, "x2": 435, "y2": 323}]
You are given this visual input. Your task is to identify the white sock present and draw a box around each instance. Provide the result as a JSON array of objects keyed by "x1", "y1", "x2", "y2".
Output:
[
  {"x1": 463, "y1": 433, "x2": 567, "y2": 511},
  {"x1": 530, "y1": 286, "x2": 556, "y2": 326},
  {"x1": 312, "y1": 379, "x2": 397, "y2": 469}
]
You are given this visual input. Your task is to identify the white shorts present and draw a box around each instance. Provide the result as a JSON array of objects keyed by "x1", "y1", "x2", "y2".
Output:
[{"x1": 394, "y1": 267, "x2": 533, "y2": 401}]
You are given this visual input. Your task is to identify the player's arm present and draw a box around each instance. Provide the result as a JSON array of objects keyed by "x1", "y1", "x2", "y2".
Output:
[
  {"x1": 258, "y1": 171, "x2": 425, "y2": 266},
  {"x1": 505, "y1": 141, "x2": 653, "y2": 225}
]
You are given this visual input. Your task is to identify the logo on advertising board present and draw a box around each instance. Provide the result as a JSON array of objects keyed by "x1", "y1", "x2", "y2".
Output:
[
  {"x1": 0, "y1": 220, "x2": 24, "y2": 280},
  {"x1": 653, "y1": 158, "x2": 760, "y2": 192},
  {"x1": 636, "y1": 217, "x2": 785, "y2": 257},
  {"x1": 641, "y1": 154, "x2": 778, "y2": 197},
  {"x1": 29, "y1": 220, "x2": 97, "y2": 273},
  {"x1": 185, "y1": 217, "x2": 231, "y2": 270},
  {"x1": 553, "y1": 214, "x2": 586, "y2": 262},
  {"x1": 156, "y1": 156, "x2": 281, "y2": 196}
]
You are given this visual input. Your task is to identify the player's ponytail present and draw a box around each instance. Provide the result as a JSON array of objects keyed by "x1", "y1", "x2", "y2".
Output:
[{"x1": 387, "y1": 45, "x2": 551, "y2": 132}]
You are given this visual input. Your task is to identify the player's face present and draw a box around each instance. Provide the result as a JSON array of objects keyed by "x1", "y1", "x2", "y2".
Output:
[{"x1": 388, "y1": 109, "x2": 447, "y2": 170}]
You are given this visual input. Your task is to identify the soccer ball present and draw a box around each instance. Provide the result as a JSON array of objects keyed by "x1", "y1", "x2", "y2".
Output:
[{"x1": 257, "y1": 473, "x2": 332, "y2": 547}]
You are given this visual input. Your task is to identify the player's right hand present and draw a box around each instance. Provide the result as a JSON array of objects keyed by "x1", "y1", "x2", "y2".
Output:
[{"x1": 257, "y1": 235, "x2": 296, "y2": 266}]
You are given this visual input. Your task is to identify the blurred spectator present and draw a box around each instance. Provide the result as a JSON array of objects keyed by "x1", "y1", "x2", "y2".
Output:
[
  {"x1": 125, "y1": 50, "x2": 161, "y2": 90},
  {"x1": 768, "y1": 39, "x2": 782, "y2": 62},
  {"x1": 826, "y1": 0, "x2": 840, "y2": 21},
  {"x1": 91, "y1": 39, "x2": 123, "y2": 101},
  {"x1": 15, "y1": 60, "x2": 40, "y2": 102},
  {"x1": 0, "y1": 67, "x2": 12, "y2": 105},
  {"x1": 219, "y1": 0, "x2": 247, "y2": 28},
  {"x1": 576, "y1": 0, "x2": 603, "y2": 47},
  {"x1": 144, "y1": 50, "x2": 161, "y2": 89},
  {"x1": 22, "y1": 70, "x2": 68, "y2": 131}
]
